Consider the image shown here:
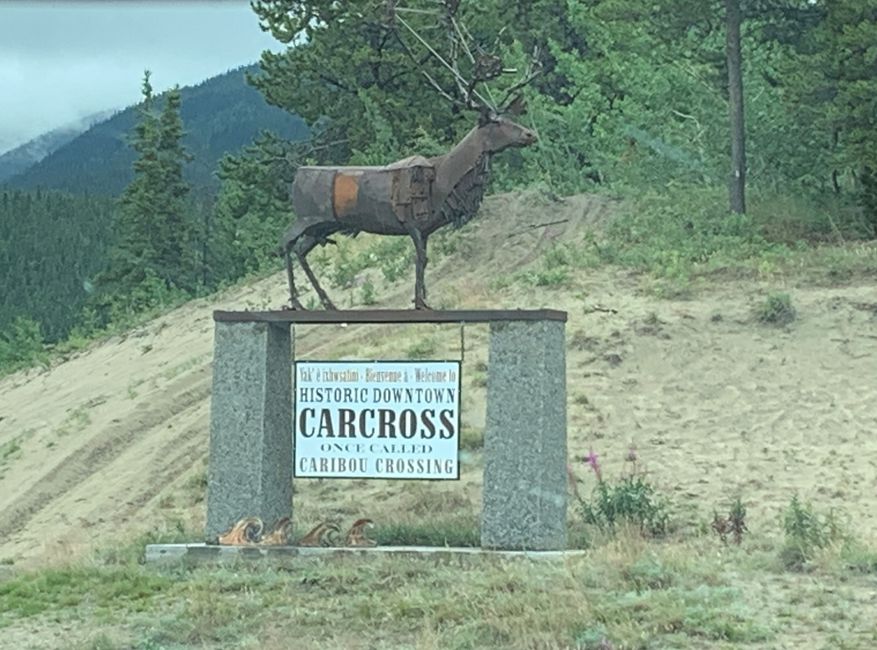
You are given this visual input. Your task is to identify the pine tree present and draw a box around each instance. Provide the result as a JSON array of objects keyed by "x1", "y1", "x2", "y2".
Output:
[
  {"x1": 107, "y1": 71, "x2": 162, "y2": 290},
  {"x1": 94, "y1": 71, "x2": 195, "y2": 320},
  {"x1": 155, "y1": 86, "x2": 194, "y2": 286}
]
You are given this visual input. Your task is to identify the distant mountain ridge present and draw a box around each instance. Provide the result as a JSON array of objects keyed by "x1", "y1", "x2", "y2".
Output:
[
  {"x1": 0, "y1": 109, "x2": 117, "y2": 183},
  {"x1": 4, "y1": 64, "x2": 308, "y2": 195}
]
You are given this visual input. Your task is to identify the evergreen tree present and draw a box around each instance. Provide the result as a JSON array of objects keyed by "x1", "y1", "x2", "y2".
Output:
[
  {"x1": 248, "y1": 0, "x2": 551, "y2": 164},
  {"x1": 104, "y1": 71, "x2": 162, "y2": 291},
  {"x1": 93, "y1": 71, "x2": 195, "y2": 320},
  {"x1": 212, "y1": 132, "x2": 301, "y2": 280},
  {"x1": 155, "y1": 86, "x2": 195, "y2": 285},
  {"x1": 806, "y1": 0, "x2": 877, "y2": 233}
]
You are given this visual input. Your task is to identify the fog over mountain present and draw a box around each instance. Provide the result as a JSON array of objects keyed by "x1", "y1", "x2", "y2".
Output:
[
  {"x1": 4, "y1": 65, "x2": 308, "y2": 196},
  {"x1": 0, "y1": 1, "x2": 281, "y2": 155},
  {"x1": 0, "y1": 109, "x2": 118, "y2": 183}
]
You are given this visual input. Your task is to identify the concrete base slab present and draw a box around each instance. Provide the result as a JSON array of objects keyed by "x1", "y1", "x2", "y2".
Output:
[{"x1": 145, "y1": 543, "x2": 587, "y2": 565}]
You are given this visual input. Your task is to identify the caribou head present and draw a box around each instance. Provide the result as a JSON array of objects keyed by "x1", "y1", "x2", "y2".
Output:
[{"x1": 476, "y1": 114, "x2": 538, "y2": 152}]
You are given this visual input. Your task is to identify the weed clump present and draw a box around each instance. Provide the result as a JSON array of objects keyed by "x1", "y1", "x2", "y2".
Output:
[
  {"x1": 711, "y1": 497, "x2": 749, "y2": 545},
  {"x1": 459, "y1": 426, "x2": 483, "y2": 451},
  {"x1": 755, "y1": 292, "x2": 796, "y2": 326},
  {"x1": 360, "y1": 280, "x2": 377, "y2": 305},
  {"x1": 572, "y1": 447, "x2": 671, "y2": 538},
  {"x1": 405, "y1": 337, "x2": 437, "y2": 359},
  {"x1": 780, "y1": 495, "x2": 842, "y2": 570}
]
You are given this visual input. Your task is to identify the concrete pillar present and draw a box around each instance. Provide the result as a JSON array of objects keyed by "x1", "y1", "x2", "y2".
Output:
[
  {"x1": 205, "y1": 321, "x2": 293, "y2": 539},
  {"x1": 482, "y1": 319, "x2": 567, "y2": 550}
]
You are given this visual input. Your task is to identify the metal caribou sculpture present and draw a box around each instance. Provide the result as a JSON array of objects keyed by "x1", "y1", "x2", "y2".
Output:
[{"x1": 278, "y1": 7, "x2": 540, "y2": 310}]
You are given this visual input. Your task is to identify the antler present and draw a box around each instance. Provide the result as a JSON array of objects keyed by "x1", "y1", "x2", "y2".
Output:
[
  {"x1": 389, "y1": 1, "x2": 541, "y2": 118},
  {"x1": 495, "y1": 45, "x2": 543, "y2": 114},
  {"x1": 392, "y1": 12, "x2": 495, "y2": 113}
]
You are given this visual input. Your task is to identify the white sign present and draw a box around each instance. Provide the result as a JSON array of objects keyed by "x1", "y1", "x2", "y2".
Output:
[{"x1": 294, "y1": 360, "x2": 461, "y2": 479}]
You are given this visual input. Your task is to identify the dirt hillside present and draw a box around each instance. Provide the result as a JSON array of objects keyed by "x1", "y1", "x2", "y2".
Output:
[{"x1": 0, "y1": 191, "x2": 875, "y2": 567}]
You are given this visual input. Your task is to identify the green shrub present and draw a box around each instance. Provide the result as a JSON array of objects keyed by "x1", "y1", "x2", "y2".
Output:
[
  {"x1": 372, "y1": 238, "x2": 412, "y2": 283},
  {"x1": 520, "y1": 267, "x2": 570, "y2": 287},
  {"x1": 749, "y1": 192, "x2": 871, "y2": 244},
  {"x1": 328, "y1": 241, "x2": 364, "y2": 288},
  {"x1": 755, "y1": 292, "x2": 796, "y2": 326},
  {"x1": 360, "y1": 280, "x2": 377, "y2": 305},
  {"x1": 405, "y1": 337, "x2": 437, "y2": 359},
  {"x1": 780, "y1": 495, "x2": 843, "y2": 570},
  {"x1": 0, "y1": 316, "x2": 48, "y2": 375},
  {"x1": 516, "y1": 243, "x2": 580, "y2": 287}
]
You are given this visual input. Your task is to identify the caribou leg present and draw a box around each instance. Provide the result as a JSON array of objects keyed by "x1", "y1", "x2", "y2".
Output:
[
  {"x1": 297, "y1": 249, "x2": 338, "y2": 311},
  {"x1": 405, "y1": 225, "x2": 431, "y2": 310},
  {"x1": 284, "y1": 249, "x2": 306, "y2": 310}
]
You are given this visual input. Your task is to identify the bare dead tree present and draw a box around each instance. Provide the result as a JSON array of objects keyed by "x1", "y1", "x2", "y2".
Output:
[{"x1": 278, "y1": 2, "x2": 541, "y2": 310}]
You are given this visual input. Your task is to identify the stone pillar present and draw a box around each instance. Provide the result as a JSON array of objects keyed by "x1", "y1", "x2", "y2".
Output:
[
  {"x1": 205, "y1": 321, "x2": 293, "y2": 539},
  {"x1": 482, "y1": 319, "x2": 567, "y2": 550}
]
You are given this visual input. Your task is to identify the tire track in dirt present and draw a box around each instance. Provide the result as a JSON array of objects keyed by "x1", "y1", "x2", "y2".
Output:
[
  {"x1": 114, "y1": 414, "x2": 209, "y2": 523},
  {"x1": 506, "y1": 195, "x2": 614, "y2": 268},
  {"x1": 0, "y1": 370, "x2": 212, "y2": 543}
]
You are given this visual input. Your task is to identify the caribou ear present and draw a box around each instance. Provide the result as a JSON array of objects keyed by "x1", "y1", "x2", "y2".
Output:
[
  {"x1": 504, "y1": 93, "x2": 528, "y2": 117},
  {"x1": 478, "y1": 107, "x2": 497, "y2": 127}
]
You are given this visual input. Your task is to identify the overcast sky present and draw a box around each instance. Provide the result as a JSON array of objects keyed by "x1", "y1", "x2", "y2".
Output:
[{"x1": 0, "y1": 1, "x2": 283, "y2": 154}]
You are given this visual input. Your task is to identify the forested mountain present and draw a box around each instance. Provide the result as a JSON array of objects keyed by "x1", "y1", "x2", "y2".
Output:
[
  {"x1": 1, "y1": 64, "x2": 308, "y2": 346},
  {"x1": 5, "y1": 64, "x2": 308, "y2": 196},
  {"x1": 0, "y1": 110, "x2": 116, "y2": 183},
  {"x1": 0, "y1": 189, "x2": 116, "y2": 342}
]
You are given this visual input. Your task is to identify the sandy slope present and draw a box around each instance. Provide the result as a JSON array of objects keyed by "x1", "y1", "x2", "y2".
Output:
[{"x1": 0, "y1": 191, "x2": 875, "y2": 567}]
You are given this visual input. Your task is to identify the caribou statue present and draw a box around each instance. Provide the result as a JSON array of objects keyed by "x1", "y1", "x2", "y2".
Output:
[{"x1": 278, "y1": 5, "x2": 540, "y2": 310}]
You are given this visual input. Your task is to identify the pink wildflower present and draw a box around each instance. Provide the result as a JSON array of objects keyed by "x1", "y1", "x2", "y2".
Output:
[{"x1": 584, "y1": 449, "x2": 602, "y2": 480}]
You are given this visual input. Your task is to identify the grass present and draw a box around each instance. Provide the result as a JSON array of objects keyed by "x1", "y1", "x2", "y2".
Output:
[
  {"x1": 494, "y1": 185, "x2": 877, "y2": 299},
  {"x1": 371, "y1": 519, "x2": 480, "y2": 547},
  {"x1": 0, "y1": 437, "x2": 22, "y2": 463},
  {"x1": 0, "y1": 566, "x2": 174, "y2": 620},
  {"x1": 459, "y1": 425, "x2": 484, "y2": 451},
  {"x1": 3, "y1": 484, "x2": 876, "y2": 649},
  {"x1": 6, "y1": 525, "x2": 876, "y2": 649},
  {"x1": 160, "y1": 354, "x2": 208, "y2": 381},
  {"x1": 55, "y1": 404, "x2": 92, "y2": 437}
]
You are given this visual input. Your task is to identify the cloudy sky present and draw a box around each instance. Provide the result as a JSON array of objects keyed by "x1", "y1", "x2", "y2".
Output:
[{"x1": 0, "y1": 1, "x2": 283, "y2": 154}]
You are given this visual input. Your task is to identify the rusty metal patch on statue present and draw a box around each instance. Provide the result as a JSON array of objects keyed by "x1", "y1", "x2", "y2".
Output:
[
  {"x1": 388, "y1": 158, "x2": 435, "y2": 225},
  {"x1": 332, "y1": 172, "x2": 361, "y2": 219}
]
